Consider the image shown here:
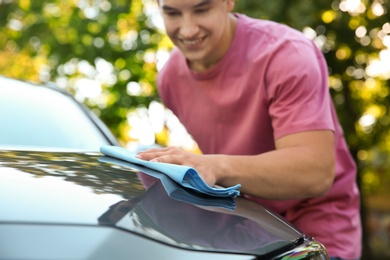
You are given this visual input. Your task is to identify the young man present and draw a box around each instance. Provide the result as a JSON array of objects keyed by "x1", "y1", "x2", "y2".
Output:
[{"x1": 137, "y1": 0, "x2": 361, "y2": 258}]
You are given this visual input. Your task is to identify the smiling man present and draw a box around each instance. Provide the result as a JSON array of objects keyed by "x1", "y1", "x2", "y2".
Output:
[{"x1": 137, "y1": 0, "x2": 362, "y2": 259}]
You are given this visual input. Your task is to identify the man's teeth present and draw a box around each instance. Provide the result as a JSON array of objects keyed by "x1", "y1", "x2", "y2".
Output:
[{"x1": 183, "y1": 39, "x2": 202, "y2": 45}]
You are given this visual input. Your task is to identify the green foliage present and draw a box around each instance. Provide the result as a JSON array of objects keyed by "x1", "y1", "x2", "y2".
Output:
[
  {"x1": 235, "y1": 0, "x2": 329, "y2": 29},
  {"x1": 0, "y1": 0, "x2": 160, "y2": 142}
]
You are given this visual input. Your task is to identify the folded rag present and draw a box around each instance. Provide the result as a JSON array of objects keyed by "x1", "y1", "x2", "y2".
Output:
[
  {"x1": 100, "y1": 145, "x2": 240, "y2": 197},
  {"x1": 99, "y1": 155, "x2": 237, "y2": 210}
]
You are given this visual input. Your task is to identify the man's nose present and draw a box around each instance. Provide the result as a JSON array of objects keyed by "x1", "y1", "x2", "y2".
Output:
[{"x1": 180, "y1": 15, "x2": 199, "y2": 38}]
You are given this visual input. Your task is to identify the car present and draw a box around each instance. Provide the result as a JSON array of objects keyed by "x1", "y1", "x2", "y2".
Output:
[
  {"x1": 0, "y1": 149, "x2": 329, "y2": 260},
  {"x1": 0, "y1": 76, "x2": 120, "y2": 152}
]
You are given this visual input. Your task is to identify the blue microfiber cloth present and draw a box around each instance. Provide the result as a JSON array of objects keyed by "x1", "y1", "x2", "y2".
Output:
[
  {"x1": 98, "y1": 155, "x2": 237, "y2": 210},
  {"x1": 100, "y1": 145, "x2": 241, "y2": 198}
]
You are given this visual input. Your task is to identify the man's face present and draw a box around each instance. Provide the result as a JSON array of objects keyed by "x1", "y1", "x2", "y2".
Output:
[{"x1": 158, "y1": 0, "x2": 235, "y2": 71}]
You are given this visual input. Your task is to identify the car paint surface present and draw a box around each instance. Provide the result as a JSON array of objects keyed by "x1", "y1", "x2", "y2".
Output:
[{"x1": 0, "y1": 150, "x2": 329, "y2": 259}]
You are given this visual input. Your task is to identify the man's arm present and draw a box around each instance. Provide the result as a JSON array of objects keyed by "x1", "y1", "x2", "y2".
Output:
[{"x1": 136, "y1": 129, "x2": 335, "y2": 200}]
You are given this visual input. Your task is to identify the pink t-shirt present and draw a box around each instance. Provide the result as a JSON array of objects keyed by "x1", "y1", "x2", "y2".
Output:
[{"x1": 157, "y1": 13, "x2": 361, "y2": 259}]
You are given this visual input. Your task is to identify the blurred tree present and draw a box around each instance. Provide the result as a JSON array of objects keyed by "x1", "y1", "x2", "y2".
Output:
[{"x1": 0, "y1": 0, "x2": 161, "y2": 144}]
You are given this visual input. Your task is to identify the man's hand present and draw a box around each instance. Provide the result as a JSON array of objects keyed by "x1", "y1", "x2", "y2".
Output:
[{"x1": 136, "y1": 147, "x2": 220, "y2": 187}]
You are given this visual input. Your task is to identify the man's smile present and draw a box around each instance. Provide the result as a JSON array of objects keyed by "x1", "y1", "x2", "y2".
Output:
[{"x1": 180, "y1": 36, "x2": 207, "y2": 48}]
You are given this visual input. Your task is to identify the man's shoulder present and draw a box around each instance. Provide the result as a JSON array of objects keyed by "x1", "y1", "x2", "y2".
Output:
[
  {"x1": 236, "y1": 13, "x2": 308, "y2": 44},
  {"x1": 236, "y1": 13, "x2": 287, "y2": 32}
]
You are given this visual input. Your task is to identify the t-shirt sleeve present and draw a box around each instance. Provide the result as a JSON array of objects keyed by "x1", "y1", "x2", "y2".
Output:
[{"x1": 265, "y1": 40, "x2": 335, "y2": 140}]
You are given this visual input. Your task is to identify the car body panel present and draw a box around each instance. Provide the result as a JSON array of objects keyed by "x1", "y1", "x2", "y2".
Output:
[
  {"x1": 1, "y1": 224, "x2": 257, "y2": 260},
  {"x1": 0, "y1": 150, "x2": 329, "y2": 259}
]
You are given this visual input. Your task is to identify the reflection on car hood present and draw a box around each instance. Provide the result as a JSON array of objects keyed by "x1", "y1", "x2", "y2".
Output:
[{"x1": 0, "y1": 150, "x2": 303, "y2": 257}]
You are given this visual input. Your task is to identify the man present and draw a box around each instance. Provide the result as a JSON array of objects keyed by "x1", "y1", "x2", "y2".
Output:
[{"x1": 137, "y1": 0, "x2": 361, "y2": 259}]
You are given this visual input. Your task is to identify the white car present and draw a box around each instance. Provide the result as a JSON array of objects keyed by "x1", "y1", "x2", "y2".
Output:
[{"x1": 0, "y1": 76, "x2": 120, "y2": 151}]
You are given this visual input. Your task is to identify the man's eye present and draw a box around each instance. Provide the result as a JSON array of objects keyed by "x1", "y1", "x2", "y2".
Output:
[
  {"x1": 195, "y1": 8, "x2": 209, "y2": 14},
  {"x1": 165, "y1": 11, "x2": 180, "y2": 17}
]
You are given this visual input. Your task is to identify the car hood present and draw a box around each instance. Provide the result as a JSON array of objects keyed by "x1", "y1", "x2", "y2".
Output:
[{"x1": 0, "y1": 149, "x2": 304, "y2": 257}]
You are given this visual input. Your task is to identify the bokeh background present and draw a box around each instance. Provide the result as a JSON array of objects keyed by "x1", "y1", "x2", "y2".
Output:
[{"x1": 1, "y1": 0, "x2": 389, "y2": 258}]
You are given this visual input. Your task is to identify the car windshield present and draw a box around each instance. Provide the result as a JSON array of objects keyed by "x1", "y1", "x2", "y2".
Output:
[{"x1": 0, "y1": 78, "x2": 112, "y2": 151}]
